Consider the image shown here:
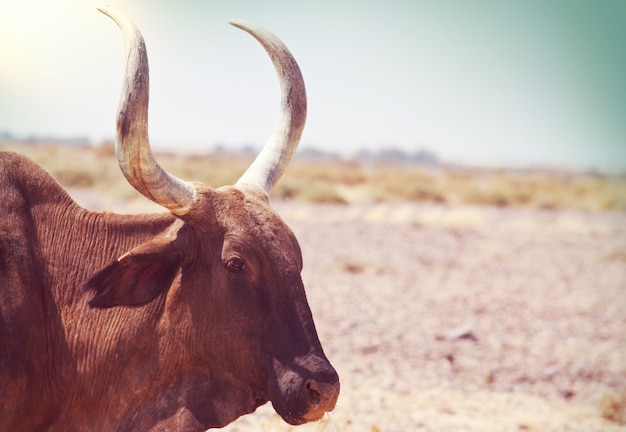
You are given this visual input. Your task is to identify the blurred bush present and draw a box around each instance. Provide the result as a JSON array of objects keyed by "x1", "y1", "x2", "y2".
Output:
[{"x1": 2, "y1": 141, "x2": 625, "y2": 211}]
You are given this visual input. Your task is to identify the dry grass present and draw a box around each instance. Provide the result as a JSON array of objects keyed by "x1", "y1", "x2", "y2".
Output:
[{"x1": 2, "y1": 141, "x2": 625, "y2": 211}]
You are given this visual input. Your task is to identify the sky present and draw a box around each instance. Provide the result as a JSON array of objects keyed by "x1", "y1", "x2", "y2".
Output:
[{"x1": 1, "y1": 0, "x2": 625, "y2": 172}]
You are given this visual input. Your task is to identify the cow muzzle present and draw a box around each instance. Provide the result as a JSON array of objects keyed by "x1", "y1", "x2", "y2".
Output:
[
  {"x1": 268, "y1": 357, "x2": 340, "y2": 425},
  {"x1": 299, "y1": 378, "x2": 340, "y2": 422}
]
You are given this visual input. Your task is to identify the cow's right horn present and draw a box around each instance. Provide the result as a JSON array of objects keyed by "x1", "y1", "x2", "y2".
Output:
[{"x1": 99, "y1": 6, "x2": 197, "y2": 215}]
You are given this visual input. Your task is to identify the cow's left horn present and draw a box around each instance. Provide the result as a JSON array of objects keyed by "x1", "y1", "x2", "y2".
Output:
[
  {"x1": 232, "y1": 20, "x2": 307, "y2": 194},
  {"x1": 99, "y1": 6, "x2": 196, "y2": 215}
]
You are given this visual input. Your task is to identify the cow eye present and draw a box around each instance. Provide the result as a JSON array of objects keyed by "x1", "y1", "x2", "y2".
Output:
[{"x1": 226, "y1": 257, "x2": 246, "y2": 271}]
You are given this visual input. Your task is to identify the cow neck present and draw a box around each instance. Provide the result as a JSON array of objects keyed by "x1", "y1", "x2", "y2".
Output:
[{"x1": 30, "y1": 196, "x2": 177, "y2": 308}]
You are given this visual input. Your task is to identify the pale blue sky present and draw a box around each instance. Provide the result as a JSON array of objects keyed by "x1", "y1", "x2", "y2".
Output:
[{"x1": 1, "y1": 0, "x2": 625, "y2": 171}]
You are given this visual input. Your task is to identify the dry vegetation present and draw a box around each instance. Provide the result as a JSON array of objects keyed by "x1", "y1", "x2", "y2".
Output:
[
  {"x1": 2, "y1": 141, "x2": 625, "y2": 211},
  {"x1": 280, "y1": 159, "x2": 626, "y2": 210}
]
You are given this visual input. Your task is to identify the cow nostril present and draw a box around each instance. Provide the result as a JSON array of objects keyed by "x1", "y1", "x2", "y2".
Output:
[
  {"x1": 306, "y1": 380, "x2": 321, "y2": 405},
  {"x1": 301, "y1": 378, "x2": 339, "y2": 421}
]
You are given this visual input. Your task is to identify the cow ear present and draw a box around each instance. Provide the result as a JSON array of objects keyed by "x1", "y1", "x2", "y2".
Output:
[{"x1": 84, "y1": 237, "x2": 183, "y2": 308}]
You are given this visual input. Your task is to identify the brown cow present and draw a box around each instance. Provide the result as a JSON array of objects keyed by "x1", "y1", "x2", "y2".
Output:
[{"x1": 0, "y1": 7, "x2": 339, "y2": 431}]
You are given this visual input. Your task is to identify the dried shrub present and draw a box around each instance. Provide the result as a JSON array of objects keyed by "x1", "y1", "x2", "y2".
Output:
[
  {"x1": 271, "y1": 178, "x2": 348, "y2": 204},
  {"x1": 601, "y1": 390, "x2": 626, "y2": 425}
]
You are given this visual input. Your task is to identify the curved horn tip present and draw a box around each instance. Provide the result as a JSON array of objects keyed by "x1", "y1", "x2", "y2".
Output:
[
  {"x1": 96, "y1": 5, "x2": 115, "y2": 17},
  {"x1": 228, "y1": 19, "x2": 245, "y2": 27},
  {"x1": 96, "y1": 5, "x2": 126, "y2": 26}
]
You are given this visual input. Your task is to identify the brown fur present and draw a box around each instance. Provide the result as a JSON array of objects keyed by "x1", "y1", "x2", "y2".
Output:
[{"x1": 0, "y1": 152, "x2": 338, "y2": 431}]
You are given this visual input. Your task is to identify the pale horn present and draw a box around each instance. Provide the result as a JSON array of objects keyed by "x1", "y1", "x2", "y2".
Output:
[
  {"x1": 231, "y1": 20, "x2": 307, "y2": 194},
  {"x1": 99, "y1": 6, "x2": 197, "y2": 215}
]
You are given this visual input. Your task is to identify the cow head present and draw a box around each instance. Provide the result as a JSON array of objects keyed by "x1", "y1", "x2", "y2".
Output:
[{"x1": 84, "y1": 7, "x2": 339, "y2": 427}]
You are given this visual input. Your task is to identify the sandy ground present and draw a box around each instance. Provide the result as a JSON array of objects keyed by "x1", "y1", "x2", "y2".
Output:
[{"x1": 70, "y1": 191, "x2": 626, "y2": 431}]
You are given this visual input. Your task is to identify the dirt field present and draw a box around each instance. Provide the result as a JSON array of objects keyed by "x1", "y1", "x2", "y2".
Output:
[{"x1": 69, "y1": 191, "x2": 626, "y2": 431}]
